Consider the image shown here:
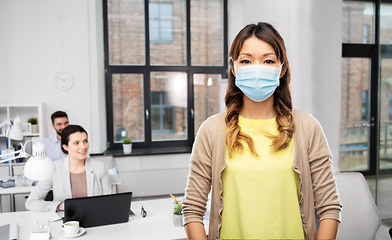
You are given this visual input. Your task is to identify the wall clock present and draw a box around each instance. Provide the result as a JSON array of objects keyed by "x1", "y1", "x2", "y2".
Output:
[{"x1": 54, "y1": 71, "x2": 74, "y2": 90}]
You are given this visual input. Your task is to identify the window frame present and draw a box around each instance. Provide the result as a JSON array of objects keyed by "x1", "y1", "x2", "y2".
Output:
[{"x1": 103, "y1": 0, "x2": 228, "y2": 152}]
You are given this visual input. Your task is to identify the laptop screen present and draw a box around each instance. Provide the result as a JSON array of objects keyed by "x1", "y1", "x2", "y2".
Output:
[{"x1": 64, "y1": 192, "x2": 132, "y2": 228}]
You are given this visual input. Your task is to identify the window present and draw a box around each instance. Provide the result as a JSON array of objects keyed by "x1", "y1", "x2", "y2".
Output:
[
  {"x1": 104, "y1": 0, "x2": 227, "y2": 151},
  {"x1": 342, "y1": 1, "x2": 374, "y2": 44},
  {"x1": 341, "y1": 1, "x2": 376, "y2": 174},
  {"x1": 149, "y1": 2, "x2": 173, "y2": 43},
  {"x1": 341, "y1": 0, "x2": 392, "y2": 175}
]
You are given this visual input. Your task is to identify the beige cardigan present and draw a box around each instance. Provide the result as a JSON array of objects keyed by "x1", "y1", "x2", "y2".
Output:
[{"x1": 182, "y1": 110, "x2": 342, "y2": 239}]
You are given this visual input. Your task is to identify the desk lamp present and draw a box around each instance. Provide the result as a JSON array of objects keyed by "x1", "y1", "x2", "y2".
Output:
[
  {"x1": 0, "y1": 141, "x2": 56, "y2": 181},
  {"x1": 0, "y1": 116, "x2": 24, "y2": 149},
  {"x1": 23, "y1": 142, "x2": 56, "y2": 180}
]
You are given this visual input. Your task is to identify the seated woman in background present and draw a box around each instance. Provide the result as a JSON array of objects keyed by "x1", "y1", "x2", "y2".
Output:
[{"x1": 26, "y1": 125, "x2": 111, "y2": 212}]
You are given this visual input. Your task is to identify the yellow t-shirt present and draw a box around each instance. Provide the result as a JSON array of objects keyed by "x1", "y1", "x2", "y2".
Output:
[{"x1": 220, "y1": 115, "x2": 304, "y2": 239}]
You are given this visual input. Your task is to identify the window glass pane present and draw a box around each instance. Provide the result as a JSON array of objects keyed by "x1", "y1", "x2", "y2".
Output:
[
  {"x1": 108, "y1": 0, "x2": 145, "y2": 65},
  {"x1": 380, "y1": 58, "x2": 392, "y2": 170},
  {"x1": 149, "y1": 20, "x2": 160, "y2": 41},
  {"x1": 342, "y1": 1, "x2": 374, "y2": 44},
  {"x1": 161, "y1": 20, "x2": 173, "y2": 41},
  {"x1": 191, "y1": 0, "x2": 224, "y2": 66},
  {"x1": 112, "y1": 74, "x2": 144, "y2": 143},
  {"x1": 149, "y1": 1, "x2": 185, "y2": 64},
  {"x1": 381, "y1": 3, "x2": 392, "y2": 44},
  {"x1": 151, "y1": 72, "x2": 187, "y2": 140},
  {"x1": 160, "y1": 3, "x2": 173, "y2": 17},
  {"x1": 151, "y1": 92, "x2": 161, "y2": 105},
  {"x1": 150, "y1": 2, "x2": 159, "y2": 17},
  {"x1": 151, "y1": 107, "x2": 161, "y2": 130},
  {"x1": 340, "y1": 58, "x2": 370, "y2": 171},
  {"x1": 163, "y1": 107, "x2": 174, "y2": 129},
  {"x1": 194, "y1": 74, "x2": 222, "y2": 136}
]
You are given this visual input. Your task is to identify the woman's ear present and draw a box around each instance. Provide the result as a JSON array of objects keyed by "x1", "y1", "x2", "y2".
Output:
[
  {"x1": 62, "y1": 144, "x2": 68, "y2": 151},
  {"x1": 230, "y1": 58, "x2": 236, "y2": 77},
  {"x1": 280, "y1": 64, "x2": 286, "y2": 78}
]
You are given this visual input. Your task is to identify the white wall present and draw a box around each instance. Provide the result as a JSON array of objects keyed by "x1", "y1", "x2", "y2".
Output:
[
  {"x1": 0, "y1": 0, "x2": 106, "y2": 153},
  {"x1": 228, "y1": 0, "x2": 342, "y2": 170}
]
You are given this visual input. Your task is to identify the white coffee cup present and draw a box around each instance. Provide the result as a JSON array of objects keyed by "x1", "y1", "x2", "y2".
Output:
[{"x1": 61, "y1": 221, "x2": 79, "y2": 235}]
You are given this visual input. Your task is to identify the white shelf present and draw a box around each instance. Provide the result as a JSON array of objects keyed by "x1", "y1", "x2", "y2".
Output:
[
  {"x1": 0, "y1": 133, "x2": 39, "y2": 138},
  {"x1": 0, "y1": 103, "x2": 44, "y2": 141},
  {"x1": 0, "y1": 103, "x2": 44, "y2": 178},
  {"x1": 22, "y1": 133, "x2": 40, "y2": 137}
]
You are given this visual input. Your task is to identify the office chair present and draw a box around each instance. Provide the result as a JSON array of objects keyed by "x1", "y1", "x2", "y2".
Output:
[
  {"x1": 335, "y1": 172, "x2": 381, "y2": 240},
  {"x1": 44, "y1": 189, "x2": 53, "y2": 201}
]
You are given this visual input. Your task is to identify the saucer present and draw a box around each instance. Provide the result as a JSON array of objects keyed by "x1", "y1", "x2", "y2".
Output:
[{"x1": 58, "y1": 227, "x2": 86, "y2": 238}]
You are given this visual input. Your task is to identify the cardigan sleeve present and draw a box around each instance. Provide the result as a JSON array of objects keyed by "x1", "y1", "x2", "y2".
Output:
[
  {"x1": 182, "y1": 117, "x2": 213, "y2": 225},
  {"x1": 25, "y1": 177, "x2": 61, "y2": 212},
  {"x1": 307, "y1": 115, "x2": 342, "y2": 222}
]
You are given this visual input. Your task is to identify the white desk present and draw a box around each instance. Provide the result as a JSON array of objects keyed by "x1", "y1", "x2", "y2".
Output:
[
  {"x1": 0, "y1": 197, "x2": 209, "y2": 240},
  {"x1": 0, "y1": 182, "x2": 35, "y2": 195},
  {"x1": 0, "y1": 178, "x2": 35, "y2": 212}
]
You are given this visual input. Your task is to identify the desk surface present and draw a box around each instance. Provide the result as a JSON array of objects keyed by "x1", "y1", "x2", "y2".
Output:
[
  {"x1": 0, "y1": 184, "x2": 35, "y2": 195},
  {"x1": 0, "y1": 197, "x2": 208, "y2": 240},
  {"x1": 0, "y1": 177, "x2": 35, "y2": 194}
]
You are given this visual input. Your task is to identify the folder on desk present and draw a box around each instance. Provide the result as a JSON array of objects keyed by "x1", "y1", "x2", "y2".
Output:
[{"x1": 64, "y1": 192, "x2": 132, "y2": 228}]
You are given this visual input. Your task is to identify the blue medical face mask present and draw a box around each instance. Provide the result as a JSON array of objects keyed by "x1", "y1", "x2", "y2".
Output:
[{"x1": 235, "y1": 64, "x2": 281, "y2": 102}]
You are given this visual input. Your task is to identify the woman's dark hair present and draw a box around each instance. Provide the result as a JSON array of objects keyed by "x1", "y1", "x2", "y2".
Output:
[
  {"x1": 225, "y1": 22, "x2": 295, "y2": 157},
  {"x1": 61, "y1": 125, "x2": 88, "y2": 154}
]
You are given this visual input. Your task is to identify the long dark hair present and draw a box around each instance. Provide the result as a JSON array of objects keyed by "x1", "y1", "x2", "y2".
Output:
[
  {"x1": 61, "y1": 125, "x2": 88, "y2": 154},
  {"x1": 225, "y1": 22, "x2": 295, "y2": 157}
]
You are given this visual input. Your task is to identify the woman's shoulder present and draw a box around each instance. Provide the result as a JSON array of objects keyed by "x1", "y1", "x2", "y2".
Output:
[
  {"x1": 88, "y1": 158, "x2": 105, "y2": 165},
  {"x1": 86, "y1": 158, "x2": 108, "y2": 171},
  {"x1": 292, "y1": 109, "x2": 325, "y2": 141},
  {"x1": 292, "y1": 109, "x2": 320, "y2": 127},
  {"x1": 292, "y1": 109, "x2": 311, "y2": 119},
  {"x1": 53, "y1": 158, "x2": 66, "y2": 168},
  {"x1": 197, "y1": 112, "x2": 225, "y2": 135},
  {"x1": 205, "y1": 112, "x2": 225, "y2": 123}
]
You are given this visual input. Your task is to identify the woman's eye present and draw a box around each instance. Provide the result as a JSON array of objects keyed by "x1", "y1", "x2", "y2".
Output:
[
  {"x1": 84, "y1": 140, "x2": 88, "y2": 143},
  {"x1": 239, "y1": 59, "x2": 251, "y2": 64},
  {"x1": 74, "y1": 142, "x2": 78, "y2": 145},
  {"x1": 265, "y1": 59, "x2": 275, "y2": 64}
]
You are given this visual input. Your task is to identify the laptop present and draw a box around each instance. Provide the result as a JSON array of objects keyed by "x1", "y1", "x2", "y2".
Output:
[{"x1": 64, "y1": 192, "x2": 132, "y2": 228}]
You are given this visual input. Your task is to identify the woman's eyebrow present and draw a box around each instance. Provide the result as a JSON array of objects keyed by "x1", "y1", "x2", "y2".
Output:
[
  {"x1": 239, "y1": 52, "x2": 276, "y2": 57},
  {"x1": 263, "y1": 53, "x2": 276, "y2": 57},
  {"x1": 239, "y1": 53, "x2": 252, "y2": 57}
]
